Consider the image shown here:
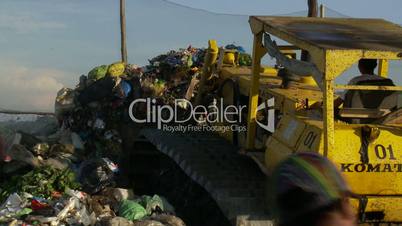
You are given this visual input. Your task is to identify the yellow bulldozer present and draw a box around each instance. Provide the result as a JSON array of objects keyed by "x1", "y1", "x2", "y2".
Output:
[{"x1": 141, "y1": 16, "x2": 402, "y2": 225}]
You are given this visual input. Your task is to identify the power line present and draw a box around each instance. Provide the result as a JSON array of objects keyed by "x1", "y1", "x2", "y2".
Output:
[
  {"x1": 157, "y1": 0, "x2": 246, "y2": 17},
  {"x1": 157, "y1": 0, "x2": 350, "y2": 18}
]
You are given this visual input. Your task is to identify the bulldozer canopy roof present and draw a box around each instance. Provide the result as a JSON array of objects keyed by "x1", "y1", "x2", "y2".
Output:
[{"x1": 250, "y1": 16, "x2": 402, "y2": 52}]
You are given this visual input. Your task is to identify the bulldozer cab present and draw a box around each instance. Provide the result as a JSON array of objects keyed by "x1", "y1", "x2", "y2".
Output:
[
  {"x1": 246, "y1": 16, "x2": 402, "y2": 223},
  {"x1": 247, "y1": 16, "x2": 402, "y2": 151},
  {"x1": 342, "y1": 78, "x2": 398, "y2": 124}
]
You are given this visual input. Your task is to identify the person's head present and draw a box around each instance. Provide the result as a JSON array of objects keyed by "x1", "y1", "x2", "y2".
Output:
[
  {"x1": 272, "y1": 152, "x2": 357, "y2": 226},
  {"x1": 358, "y1": 59, "x2": 377, "y2": 75}
]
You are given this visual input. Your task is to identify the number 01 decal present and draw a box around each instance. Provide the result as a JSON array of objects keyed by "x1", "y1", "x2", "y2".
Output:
[{"x1": 374, "y1": 144, "x2": 397, "y2": 160}]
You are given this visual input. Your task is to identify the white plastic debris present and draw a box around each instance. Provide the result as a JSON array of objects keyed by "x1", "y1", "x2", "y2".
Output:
[
  {"x1": 0, "y1": 193, "x2": 24, "y2": 217},
  {"x1": 71, "y1": 132, "x2": 84, "y2": 150}
]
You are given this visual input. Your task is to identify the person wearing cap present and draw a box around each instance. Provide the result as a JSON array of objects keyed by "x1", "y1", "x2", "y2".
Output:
[{"x1": 272, "y1": 152, "x2": 357, "y2": 226}]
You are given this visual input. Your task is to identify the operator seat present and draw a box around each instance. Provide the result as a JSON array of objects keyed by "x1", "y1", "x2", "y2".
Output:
[{"x1": 342, "y1": 78, "x2": 398, "y2": 124}]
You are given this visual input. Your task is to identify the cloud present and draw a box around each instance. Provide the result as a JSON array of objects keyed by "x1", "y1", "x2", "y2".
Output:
[
  {"x1": 0, "y1": 13, "x2": 65, "y2": 34},
  {"x1": 0, "y1": 60, "x2": 72, "y2": 112}
]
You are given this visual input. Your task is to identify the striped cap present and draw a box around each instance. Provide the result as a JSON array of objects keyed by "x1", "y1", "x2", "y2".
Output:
[{"x1": 272, "y1": 152, "x2": 351, "y2": 224}]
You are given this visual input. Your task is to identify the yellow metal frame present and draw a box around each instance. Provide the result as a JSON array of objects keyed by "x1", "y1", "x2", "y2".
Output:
[
  {"x1": 378, "y1": 59, "x2": 389, "y2": 77},
  {"x1": 246, "y1": 33, "x2": 267, "y2": 149},
  {"x1": 246, "y1": 16, "x2": 402, "y2": 152},
  {"x1": 195, "y1": 40, "x2": 219, "y2": 106}
]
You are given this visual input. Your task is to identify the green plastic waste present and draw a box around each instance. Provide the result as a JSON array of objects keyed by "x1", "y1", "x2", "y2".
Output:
[
  {"x1": 88, "y1": 65, "x2": 109, "y2": 81},
  {"x1": 119, "y1": 199, "x2": 147, "y2": 221},
  {"x1": 138, "y1": 195, "x2": 163, "y2": 215},
  {"x1": 16, "y1": 208, "x2": 33, "y2": 217}
]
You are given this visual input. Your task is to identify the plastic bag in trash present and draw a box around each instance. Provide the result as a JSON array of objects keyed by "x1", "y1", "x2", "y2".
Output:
[
  {"x1": 78, "y1": 158, "x2": 116, "y2": 194},
  {"x1": 55, "y1": 88, "x2": 76, "y2": 118},
  {"x1": 88, "y1": 65, "x2": 109, "y2": 81},
  {"x1": 225, "y1": 44, "x2": 246, "y2": 53},
  {"x1": 108, "y1": 62, "x2": 125, "y2": 77},
  {"x1": 136, "y1": 195, "x2": 165, "y2": 215},
  {"x1": 31, "y1": 198, "x2": 54, "y2": 216},
  {"x1": 126, "y1": 64, "x2": 143, "y2": 77},
  {"x1": 119, "y1": 199, "x2": 147, "y2": 221},
  {"x1": 15, "y1": 208, "x2": 32, "y2": 218},
  {"x1": 0, "y1": 193, "x2": 24, "y2": 217},
  {"x1": 77, "y1": 76, "x2": 116, "y2": 105},
  {"x1": 0, "y1": 194, "x2": 33, "y2": 222},
  {"x1": 77, "y1": 204, "x2": 95, "y2": 226},
  {"x1": 115, "y1": 80, "x2": 132, "y2": 99},
  {"x1": 71, "y1": 132, "x2": 84, "y2": 150}
]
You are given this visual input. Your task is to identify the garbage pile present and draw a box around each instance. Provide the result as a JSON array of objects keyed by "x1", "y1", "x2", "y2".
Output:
[
  {"x1": 140, "y1": 46, "x2": 205, "y2": 106},
  {"x1": 0, "y1": 125, "x2": 182, "y2": 225},
  {"x1": 0, "y1": 43, "x2": 251, "y2": 225}
]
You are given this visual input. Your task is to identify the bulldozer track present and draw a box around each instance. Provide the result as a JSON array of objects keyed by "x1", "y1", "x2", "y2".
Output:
[{"x1": 141, "y1": 128, "x2": 273, "y2": 226}]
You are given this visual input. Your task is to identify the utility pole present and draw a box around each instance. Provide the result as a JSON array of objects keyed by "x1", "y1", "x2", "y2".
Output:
[
  {"x1": 308, "y1": 0, "x2": 318, "y2": 17},
  {"x1": 120, "y1": 0, "x2": 128, "y2": 63},
  {"x1": 301, "y1": 0, "x2": 318, "y2": 61}
]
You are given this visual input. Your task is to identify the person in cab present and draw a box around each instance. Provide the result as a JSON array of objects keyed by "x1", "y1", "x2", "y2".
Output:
[{"x1": 342, "y1": 59, "x2": 398, "y2": 123}]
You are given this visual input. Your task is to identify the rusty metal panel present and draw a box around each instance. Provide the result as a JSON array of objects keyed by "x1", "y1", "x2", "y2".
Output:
[{"x1": 251, "y1": 16, "x2": 402, "y2": 52}]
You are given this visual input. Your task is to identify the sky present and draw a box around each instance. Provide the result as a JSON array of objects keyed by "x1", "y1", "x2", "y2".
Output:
[{"x1": 0, "y1": 0, "x2": 401, "y2": 111}]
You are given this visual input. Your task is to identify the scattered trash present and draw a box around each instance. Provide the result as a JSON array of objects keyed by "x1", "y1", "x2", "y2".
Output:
[
  {"x1": 77, "y1": 76, "x2": 117, "y2": 105},
  {"x1": 149, "y1": 214, "x2": 186, "y2": 226},
  {"x1": 103, "y1": 157, "x2": 119, "y2": 173},
  {"x1": 0, "y1": 166, "x2": 80, "y2": 202},
  {"x1": 32, "y1": 143, "x2": 50, "y2": 156},
  {"x1": 105, "y1": 188, "x2": 135, "y2": 202},
  {"x1": 31, "y1": 198, "x2": 54, "y2": 216},
  {"x1": 102, "y1": 216, "x2": 134, "y2": 226},
  {"x1": 78, "y1": 158, "x2": 116, "y2": 194},
  {"x1": 55, "y1": 88, "x2": 76, "y2": 120},
  {"x1": 119, "y1": 199, "x2": 147, "y2": 221},
  {"x1": 0, "y1": 193, "x2": 25, "y2": 220},
  {"x1": 132, "y1": 219, "x2": 165, "y2": 226},
  {"x1": 71, "y1": 132, "x2": 85, "y2": 150},
  {"x1": 136, "y1": 195, "x2": 165, "y2": 215},
  {"x1": 8, "y1": 144, "x2": 40, "y2": 168}
]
